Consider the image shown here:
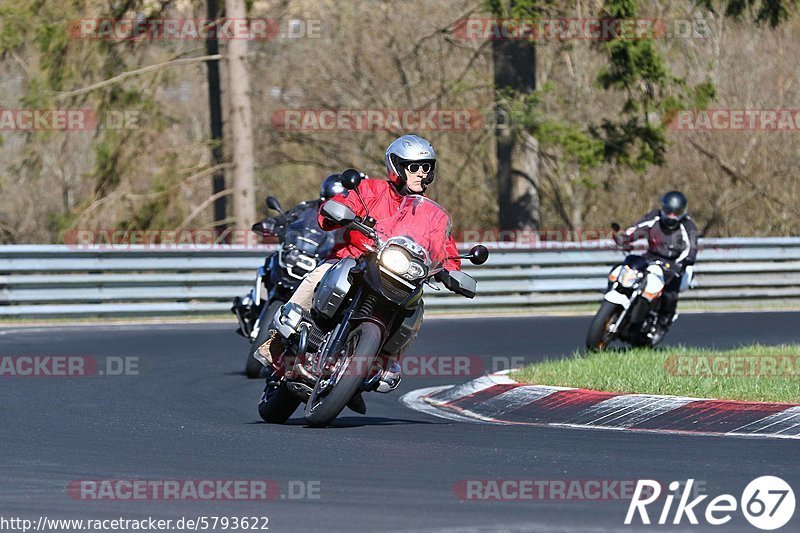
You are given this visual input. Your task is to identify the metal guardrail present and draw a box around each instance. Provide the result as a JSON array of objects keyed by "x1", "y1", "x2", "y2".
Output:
[{"x1": 1, "y1": 237, "x2": 800, "y2": 317}]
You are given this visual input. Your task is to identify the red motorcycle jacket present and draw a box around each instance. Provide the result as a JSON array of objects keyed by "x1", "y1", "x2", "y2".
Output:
[{"x1": 318, "y1": 178, "x2": 462, "y2": 271}]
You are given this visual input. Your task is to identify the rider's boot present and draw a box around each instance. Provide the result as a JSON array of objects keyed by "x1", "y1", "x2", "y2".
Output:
[
  {"x1": 375, "y1": 361, "x2": 402, "y2": 393},
  {"x1": 253, "y1": 330, "x2": 286, "y2": 369},
  {"x1": 648, "y1": 312, "x2": 674, "y2": 345}
]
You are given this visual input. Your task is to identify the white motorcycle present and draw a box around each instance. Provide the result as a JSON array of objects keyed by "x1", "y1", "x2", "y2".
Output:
[{"x1": 586, "y1": 223, "x2": 694, "y2": 351}]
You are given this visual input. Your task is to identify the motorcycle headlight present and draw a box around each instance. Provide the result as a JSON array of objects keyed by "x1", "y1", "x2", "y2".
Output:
[
  {"x1": 619, "y1": 266, "x2": 641, "y2": 288},
  {"x1": 406, "y1": 261, "x2": 426, "y2": 279},
  {"x1": 381, "y1": 247, "x2": 411, "y2": 275}
]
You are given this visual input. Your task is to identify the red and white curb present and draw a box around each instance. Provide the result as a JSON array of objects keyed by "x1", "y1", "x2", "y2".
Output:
[{"x1": 400, "y1": 371, "x2": 800, "y2": 439}]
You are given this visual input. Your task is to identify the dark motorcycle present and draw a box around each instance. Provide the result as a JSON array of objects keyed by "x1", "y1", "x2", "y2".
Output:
[
  {"x1": 259, "y1": 170, "x2": 489, "y2": 427},
  {"x1": 585, "y1": 223, "x2": 693, "y2": 351},
  {"x1": 232, "y1": 196, "x2": 336, "y2": 378}
]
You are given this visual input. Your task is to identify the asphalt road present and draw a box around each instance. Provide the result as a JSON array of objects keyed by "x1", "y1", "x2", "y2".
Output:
[{"x1": 1, "y1": 312, "x2": 799, "y2": 532}]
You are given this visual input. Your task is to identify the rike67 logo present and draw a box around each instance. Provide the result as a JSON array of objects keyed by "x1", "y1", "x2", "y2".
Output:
[{"x1": 625, "y1": 477, "x2": 795, "y2": 530}]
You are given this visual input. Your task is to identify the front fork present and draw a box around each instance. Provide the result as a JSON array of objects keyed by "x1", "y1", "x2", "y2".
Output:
[
  {"x1": 607, "y1": 291, "x2": 656, "y2": 339},
  {"x1": 232, "y1": 265, "x2": 267, "y2": 338},
  {"x1": 606, "y1": 290, "x2": 637, "y2": 335},
  {"x1": 273, "y1": 287, "x2": 363, "y2": 388},
  {"x1": 240, "y1": 265, "x2": 268, "y2": 339},
  {"x1": 309, "y1": 288, "x2": 390, "y2": 394},
  {"x1": 278, "y1": 286, "x2": 396, "y2": 398}
]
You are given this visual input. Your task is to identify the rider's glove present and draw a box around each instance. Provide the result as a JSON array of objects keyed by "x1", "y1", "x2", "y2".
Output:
[
  {"x1": 434, "y1": 269, "x2": 456, "y2": 291},
  {"x1": 253, "y1": 218, "x2": 279, "y2": 235},
  {"x1": 614, "y1": 232, "x2": 633, "y2": 252}
]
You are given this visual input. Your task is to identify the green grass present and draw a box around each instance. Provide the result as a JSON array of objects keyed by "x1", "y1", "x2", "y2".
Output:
[{"x1": 510, "y1": 344, "x2": 800, "y2": 404}]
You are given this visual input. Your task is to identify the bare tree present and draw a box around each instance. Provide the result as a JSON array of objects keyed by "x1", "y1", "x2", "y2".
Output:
[{"x1": 225, "y1": 0, "x2": 256, "y2": 232}]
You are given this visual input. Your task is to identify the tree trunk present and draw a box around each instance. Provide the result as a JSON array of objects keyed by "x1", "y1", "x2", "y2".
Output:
[
  {"x1": 493, "y1": 38, "x2": 539, "y2": 234},
  {"x1": 206, "y1": 0, "x2": 227, "y2": 239},
  {"x1": 225, "y1": 0, "x2": 256, "y2": 233}
]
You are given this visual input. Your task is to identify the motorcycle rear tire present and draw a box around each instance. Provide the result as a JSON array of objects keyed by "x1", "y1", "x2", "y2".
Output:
[{"x1": 258, "y1": 382, "x2": 302, "y2": 424}]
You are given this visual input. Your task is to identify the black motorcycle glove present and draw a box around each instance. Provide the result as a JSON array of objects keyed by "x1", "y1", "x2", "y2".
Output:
[
  {"x1": 253, "y1": 217, "x2": 281, "y2": 235},
  {"x1": 434, "y1": 269, "x2": 457, "y2": 292}
]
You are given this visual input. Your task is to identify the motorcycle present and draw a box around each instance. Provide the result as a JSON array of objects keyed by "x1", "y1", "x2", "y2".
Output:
[
  {"x1": 585, "y1": 223, "x2": 694, "y2": 351},
  {"x1": 258, "y1": 169, "x2": 489, "y2": 427},
  {"x1": 232, "y1": 196, "x2": 336, "y2": 378}
]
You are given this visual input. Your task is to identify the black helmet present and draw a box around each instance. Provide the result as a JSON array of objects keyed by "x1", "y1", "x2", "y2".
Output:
[
  {"x1": 659, "y1": 191, "x2": 688, "y2": 230},
  {"x1": 320, "y1": 174, "x2": 345, "y2": 200}
]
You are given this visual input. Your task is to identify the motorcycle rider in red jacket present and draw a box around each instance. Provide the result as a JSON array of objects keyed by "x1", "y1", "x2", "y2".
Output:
[{"x1": 255, "y1": 134, "x2": 461, "y2": 413}]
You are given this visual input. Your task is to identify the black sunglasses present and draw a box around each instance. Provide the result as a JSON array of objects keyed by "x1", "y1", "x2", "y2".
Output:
[{"x1": 404, "y1": 162, "x2": 432, "y2": 173}]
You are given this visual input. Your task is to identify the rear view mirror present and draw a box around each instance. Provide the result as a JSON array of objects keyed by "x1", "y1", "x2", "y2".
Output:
[
  {"x1": 448, "y1": 271, "x2": 477, "y2": 299},
  {"x1": 321, "y1": 200, "x2": 356, "y2": 225},
  {"x1": 340, "y1": 169, "x2": 363, "y2": 190},
  {"x1": 467, "y1": 245, "x2": 489, "y2": 265},
  {"x1": 266, "y1": 196, "x2": 284, "y2": 214}
]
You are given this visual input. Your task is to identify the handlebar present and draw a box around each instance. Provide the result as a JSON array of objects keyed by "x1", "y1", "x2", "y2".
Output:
[
  {"x1": 252, "y1": 218, "x2": 284, "y2": 236},
  {"x1": 346, "y1": 216, "x2": 379, "y2": 245}
]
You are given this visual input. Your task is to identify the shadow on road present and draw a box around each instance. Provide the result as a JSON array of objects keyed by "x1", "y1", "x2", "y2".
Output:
[{"x1": 247, "y1": 416, "x2": 437, "y2": 428}]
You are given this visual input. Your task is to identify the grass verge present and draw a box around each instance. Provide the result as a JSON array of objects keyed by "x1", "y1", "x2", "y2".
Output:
[{"x1": 510, "y1": 344, "x2": 800, "y2": 404}]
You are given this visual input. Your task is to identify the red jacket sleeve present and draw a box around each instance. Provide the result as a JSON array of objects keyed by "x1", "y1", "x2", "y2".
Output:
[{"x1": 444, "y1": 236, "x2": 461, "y2": 271}]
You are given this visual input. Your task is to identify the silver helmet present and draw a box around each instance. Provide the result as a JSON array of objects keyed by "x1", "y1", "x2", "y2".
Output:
[{"x1": 384, "y1": 134, "x2": 436, "y2": 188}]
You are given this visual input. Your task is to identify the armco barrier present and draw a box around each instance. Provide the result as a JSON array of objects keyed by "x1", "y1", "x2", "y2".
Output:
[{"x1": 1, "y1": 237, "x2": 799, "y2": 317}]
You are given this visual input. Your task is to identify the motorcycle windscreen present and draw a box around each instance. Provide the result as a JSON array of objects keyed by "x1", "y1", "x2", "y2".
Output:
[
  {"x1": 284, "y1": 208, "x2": 335, "y2": 256},
  {"x1": 373, "y1": 195, "x2": 453, "y2": 273}
]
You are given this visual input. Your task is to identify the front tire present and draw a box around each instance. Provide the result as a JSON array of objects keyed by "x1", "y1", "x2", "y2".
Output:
[
  {"x1": 586, "y1": 300, "x2": 623, "y2": 351},
  {"x1": 304, "y1": 323, "x2": 382, "y2": 427},
  {"x1": 245, "y1": 300, "x2": 283, "y2": 378}
]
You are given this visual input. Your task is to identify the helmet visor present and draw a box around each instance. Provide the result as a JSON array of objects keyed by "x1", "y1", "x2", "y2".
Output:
[{"x1": 660, "y1": 205, "x2": 686, "y2": 219}]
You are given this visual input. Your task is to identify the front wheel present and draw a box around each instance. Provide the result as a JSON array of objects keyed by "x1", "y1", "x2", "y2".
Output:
[
  {"x1": 304, "y1": 323, "x2": 382, "y2": 427},
  {"x1": 245, "y1": 300, "x2": 283, "y2": 378},
  {"x1": 586, "y1": 300, "x2": 623, "y2": 351}
]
